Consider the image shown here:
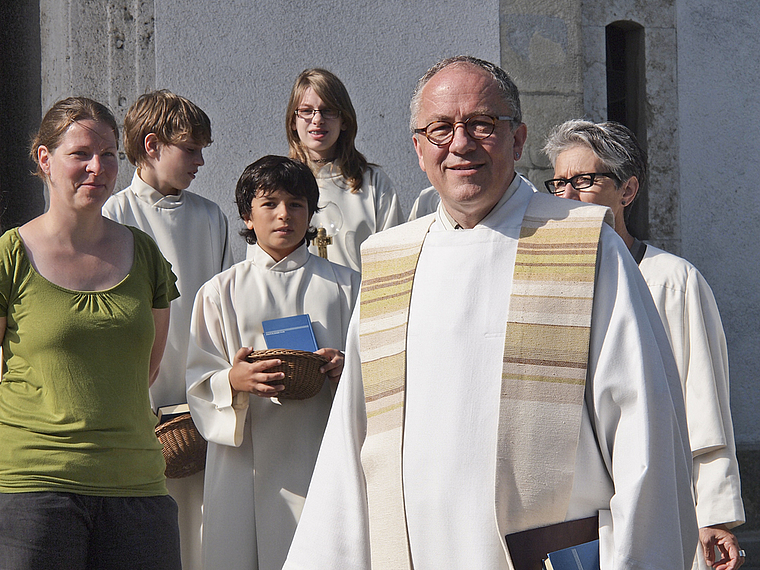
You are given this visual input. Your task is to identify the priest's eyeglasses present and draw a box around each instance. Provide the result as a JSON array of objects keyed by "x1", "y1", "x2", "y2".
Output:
[
  {"x1": 544, "y1": 172, "x2": 619, "y2": 194},
  {"x1": 295, "y1": 108, "x2": 341, "y2": 120},
  {"x1": 413, "y1": 115, "x2": 514, "y2": 147}
]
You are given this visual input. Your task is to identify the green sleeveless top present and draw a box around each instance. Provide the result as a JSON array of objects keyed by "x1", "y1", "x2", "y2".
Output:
[{"x1": 0, "y1": 226, "x2": 179, "y2": 496}]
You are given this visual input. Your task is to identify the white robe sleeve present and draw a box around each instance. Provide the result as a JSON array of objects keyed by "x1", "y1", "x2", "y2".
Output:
[
  {"x1": 370, "y1": 166, "x2": 404, "y2": 231},
  {"x1": 684, "y1": 269, "x2": 743, "y2": 528},
  {"x1": 186, "y1": 279, "x2": 249, "y2": 447},
  {"x1": 283, "y1": 305, "x2": 371, "y2": 569},
  {"x1": 646, "y1": 255, "x2": 744, "y2": 529},
  {"x1": 589, "y1": 227, "x2": 698, "y2": 569}
]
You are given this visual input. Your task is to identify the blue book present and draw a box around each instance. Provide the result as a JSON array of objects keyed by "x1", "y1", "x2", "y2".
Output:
[
  {"x1": 544, "y1": 539, "x2": 599, "y2": 570},
  {"x1": 262, "y1": 314, "x2": 319, "y2": 352}
]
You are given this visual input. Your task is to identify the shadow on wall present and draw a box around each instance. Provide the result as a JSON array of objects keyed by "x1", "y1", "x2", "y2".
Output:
[{"x1": 0, "y1": 0, "x2": 45, "y2": 230}]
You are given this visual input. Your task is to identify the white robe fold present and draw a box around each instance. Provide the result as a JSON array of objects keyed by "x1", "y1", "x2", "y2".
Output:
[
  {"x1": 186, "y1": 243, "x2": 360, "y2": 570},
  {"x1": 639, "y1": 245, "x2": 744, "y2": 570},
  {"x1": 407, "y1": 185, "x2": 440, "y2": 221},
  {"x1": 284, "y1": 180, "x2": 697, "y2": 570},
  {"x1": 103, "y1": 171, "x2": 233, "y2": 570}
]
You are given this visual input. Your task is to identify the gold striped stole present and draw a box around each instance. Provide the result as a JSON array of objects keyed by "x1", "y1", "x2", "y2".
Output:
[
  {"x1": 358, "y1": 194, "x2": 612, "y2": 569},
  {"x1": 359, "y1": 215, "x2": 433, "y2": 570},
  {"x1": 496, "y1": 193, "x2": 612, "y2": 540}
]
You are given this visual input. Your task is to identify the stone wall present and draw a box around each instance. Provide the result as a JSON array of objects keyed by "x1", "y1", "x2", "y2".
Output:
[{"x1": 40, "y1": 0, "x2": 156, "y2": 194}]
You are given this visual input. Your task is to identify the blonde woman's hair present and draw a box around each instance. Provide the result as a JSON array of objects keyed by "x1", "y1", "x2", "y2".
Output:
[
  {"x1": 285, "y1": 69, "x2": 367, "y2": 193},
  {"x1": 30, "y1": 97, "x2": 118, "y2": 179}
]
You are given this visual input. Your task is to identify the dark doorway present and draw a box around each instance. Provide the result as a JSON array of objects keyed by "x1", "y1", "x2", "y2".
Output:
[
  {"x1": 0, "y1": 0, "x2": 45, "y2": 231},
  {"x1": 606, "y1": 21, "x2": 648, "y2": 240}
]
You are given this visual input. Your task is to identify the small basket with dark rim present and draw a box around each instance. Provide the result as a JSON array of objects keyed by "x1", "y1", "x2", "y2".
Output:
[
  {"x1": 246, "y1": 348, "x2": 329, "y2": 400},
  {"x1": 155, "y1": 412, "x2": 207, "y2": 479}
]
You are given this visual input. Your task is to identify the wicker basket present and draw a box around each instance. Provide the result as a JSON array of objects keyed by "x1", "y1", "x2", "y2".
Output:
[
  {"x1": 246, "y1": 348, "x2": 330, "y2": 400},
  {"x1": 155, "y1": 412, "x2": 207, "y2": 479}
]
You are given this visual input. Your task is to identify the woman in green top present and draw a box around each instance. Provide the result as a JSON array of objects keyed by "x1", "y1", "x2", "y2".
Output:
[{"x1": 0, "y1": 97, "x2": 181, "y2": 569}]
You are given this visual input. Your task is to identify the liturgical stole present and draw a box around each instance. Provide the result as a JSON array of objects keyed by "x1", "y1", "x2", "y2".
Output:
[{"x1": 359, "y1": 192, "x2": 612, "y2": 569}]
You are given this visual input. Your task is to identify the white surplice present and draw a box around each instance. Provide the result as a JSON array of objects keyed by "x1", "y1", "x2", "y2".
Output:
[
  {"x1": 407, "y1": 185, "x2": 440, "y2": 221},
  {"x1": 284, "y1": 179, "x2": 698, "y2": 570},
  {"x1": 307, "y1": 164, "x2": 403, "y2": 271},
  {"x1": 186, "y1": 243, "x2": 360, "y2": 570},
  {"x1": 103, "y1": 171, "x2": 233, "y2": 408},
  {"x1": 639, "y1": 245, "x2": 744, "y2": 570},
  {"x1": 103, "y1": 171, "x2": 233, "y2": 570}
]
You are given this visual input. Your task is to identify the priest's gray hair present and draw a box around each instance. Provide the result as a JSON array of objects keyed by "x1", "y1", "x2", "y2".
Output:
[
  {"x1": 543, "y1": 119, "x2": 648, "y2": 193},
  {"x1": 409, "y1": 56, "x2": 522, "y2": 132}
]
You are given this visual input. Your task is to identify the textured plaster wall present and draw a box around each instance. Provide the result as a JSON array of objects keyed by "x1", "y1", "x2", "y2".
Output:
[
  {"x1": 677, "y1": 0, "x2": 760, "y2": 444},
  {"x1": 500, "y1": 0, "x2": 585, "y2": 188},
  {"x1": 40, "y1": 0, "x2": 156, "y2": 194},
  {"x1": 154, "y1": 0, "x2": 500, "y2": 261}
]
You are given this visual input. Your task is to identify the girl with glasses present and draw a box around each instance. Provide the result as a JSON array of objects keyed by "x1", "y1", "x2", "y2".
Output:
[{"x1": 285, "y1": 68, "x2": 403, "y2": 272}]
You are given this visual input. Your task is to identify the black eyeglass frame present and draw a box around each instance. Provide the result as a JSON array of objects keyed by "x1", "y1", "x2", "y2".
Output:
[
  {"x1": 294, "y1": 108, "x2": 341, "y2": 120},
  {"x1": 544, "y1": 172, "x2": 619, "y2": 194},
  {"x1": 413, "y1": 115, "x2": 514, "y2": 147}
]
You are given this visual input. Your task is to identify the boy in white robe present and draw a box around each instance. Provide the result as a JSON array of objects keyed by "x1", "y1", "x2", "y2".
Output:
[
  {"x1": 102, "y1": 90, "x2": 232, "y2": 570},
  {"x1": 186, "y1": 155, "x2": 360, "y2": 570}
]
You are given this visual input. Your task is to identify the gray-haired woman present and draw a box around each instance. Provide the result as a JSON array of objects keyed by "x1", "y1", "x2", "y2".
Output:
[{"x1": 545, "y1": 119, "x2": 745, "y2": 570}]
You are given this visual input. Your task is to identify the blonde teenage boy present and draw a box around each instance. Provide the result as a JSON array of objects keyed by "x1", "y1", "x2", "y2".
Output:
[{"x1": 103, "y1": 90, "x2": 232, "y2": 570}]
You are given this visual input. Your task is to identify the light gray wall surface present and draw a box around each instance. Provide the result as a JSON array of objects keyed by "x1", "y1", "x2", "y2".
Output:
[
  {"x1": 31, "y1": 0, "x2": 760, "y2": 448},
  {"x1": 153, "y1": 0, "x2": 760, "y2": 444},
  {"x1": 677, "y1": 0, "x2": 760, "y2": 443},
  {"x1": 153, "y1": 0, "x2": 500, "y2": 261}
]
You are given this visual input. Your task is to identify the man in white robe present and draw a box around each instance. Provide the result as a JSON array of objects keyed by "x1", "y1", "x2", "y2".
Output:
[{"x1": 284, "y1": 57, "x2": 697, "y2": 569}]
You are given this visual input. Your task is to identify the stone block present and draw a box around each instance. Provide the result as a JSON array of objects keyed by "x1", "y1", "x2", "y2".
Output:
[
  {"x1": 500, "y1": 1, "x2": 583, "y2": 94},
  {"x1": 581, "y1": 0, "x2": 675, "y2": 29},
  {"x1": 520, "y1": 92, "x2": 583, "y2": 171}
]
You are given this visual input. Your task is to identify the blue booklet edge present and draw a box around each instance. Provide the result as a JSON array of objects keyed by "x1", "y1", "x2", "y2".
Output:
[
  {"x1": 545, "y1": 539, "x2": 599, "y2": 570},
  {"x1": 262, "y1": 314, "x2": 319, "y2": 352}
]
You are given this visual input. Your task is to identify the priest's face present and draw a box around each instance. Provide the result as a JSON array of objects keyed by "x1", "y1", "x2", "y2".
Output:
[
  {"x1": 412, "y1": 63, "x2": 527, "y2": 228},
  {"x1": 245, "y1": 188, "x2": 312, "y2": 262}
]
